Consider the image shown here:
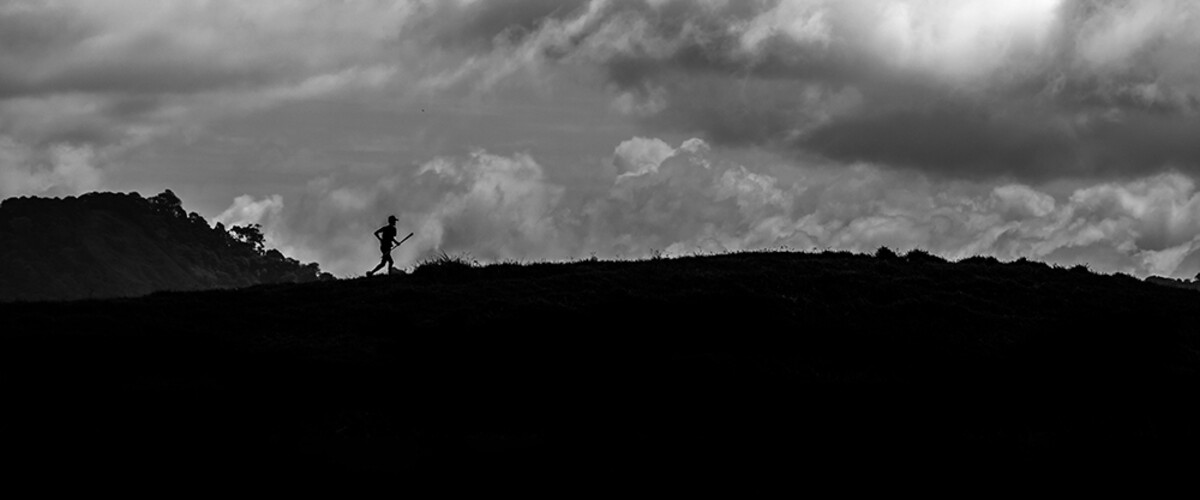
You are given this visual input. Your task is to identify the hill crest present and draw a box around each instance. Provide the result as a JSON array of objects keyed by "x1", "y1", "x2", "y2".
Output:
[
  {"x1": 0, "y1": 190, "x2": 331, "y2": 302},
  {"x1": 4, "y1": 247, "x2": 1200, "y2": 483}
]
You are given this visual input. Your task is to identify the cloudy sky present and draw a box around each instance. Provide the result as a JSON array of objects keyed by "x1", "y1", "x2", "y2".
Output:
[{"x1": 4, "y1": 0, "x2": 1200, "y2": 278}]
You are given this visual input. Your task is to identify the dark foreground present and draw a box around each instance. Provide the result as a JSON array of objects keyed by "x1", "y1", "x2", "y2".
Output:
[{"x1": 5, "y1": 252, "x2": 1200, "y2": 489}]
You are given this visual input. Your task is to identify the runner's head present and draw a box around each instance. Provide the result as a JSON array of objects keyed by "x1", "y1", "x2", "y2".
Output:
[{"x1": 387, "y1": 215, "x2": 398, "y2": 225}]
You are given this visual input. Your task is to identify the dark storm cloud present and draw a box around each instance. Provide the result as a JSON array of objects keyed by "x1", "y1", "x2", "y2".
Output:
[
  {"x1": 799, "y1": 105, "x2": 1076, "y2": 180},
  {"x1": 495, "y1": 0, "x2": 1200, "y2": 180}
]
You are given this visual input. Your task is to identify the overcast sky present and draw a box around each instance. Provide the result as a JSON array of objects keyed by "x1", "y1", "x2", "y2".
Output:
[{"x1": 4, "y1": 0, "x2": 1200, "y2": 278}]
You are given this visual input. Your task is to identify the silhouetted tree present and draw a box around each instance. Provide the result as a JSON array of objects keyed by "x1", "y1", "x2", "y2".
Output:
[
  {"x1": 230, "y1": 224, "x2": 266, "y2": 254},
  {"x1": 149, "y1": 190, "x2": 185, "y2": 218},
  {"x1": 904, "y1": 248, "x2": 944, "y2": 264}
]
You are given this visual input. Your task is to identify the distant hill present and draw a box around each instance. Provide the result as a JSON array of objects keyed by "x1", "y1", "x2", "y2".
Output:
[
  {"x1": 1146, "y1": 275, "x2": 1200, "y2": 291},
  {"x1": 4, "y1": 250, "x2": 1199, "y2": 486},
  {"x1": 0, "y1": 190, "x2": 330, "y2": 302}
]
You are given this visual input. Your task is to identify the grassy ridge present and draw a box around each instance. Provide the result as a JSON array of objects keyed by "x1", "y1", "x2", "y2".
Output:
[{"x1": 4, "y1": 251, "x2": 1200, "y2": 486}]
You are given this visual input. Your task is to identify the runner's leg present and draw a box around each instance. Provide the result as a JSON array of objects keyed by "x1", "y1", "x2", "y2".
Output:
[
  {"x1": 368, "y1": 258, "x2": 387, "y2": 276},
  {"x1": 368, "y1": 246, "x2": 391, "y2": 276}
]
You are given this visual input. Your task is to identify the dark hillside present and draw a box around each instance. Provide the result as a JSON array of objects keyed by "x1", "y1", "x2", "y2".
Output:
[
  {"x1": 0, "y1": 191, "x2": 330, "y2": 302},
  {"x1": 4, "y1": 251, "x2": 1200, "y2": 488}
]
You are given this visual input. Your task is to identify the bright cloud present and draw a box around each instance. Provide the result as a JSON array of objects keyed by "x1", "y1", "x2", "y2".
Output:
[
  {"x1": 0, "y1": 137, "x2": 103, "y2": 198},
  {"x1": 214, "y1": 194, "x2": 284, "y2": 228}
]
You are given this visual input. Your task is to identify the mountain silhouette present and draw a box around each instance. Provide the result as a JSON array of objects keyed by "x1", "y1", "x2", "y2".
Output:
[{"x1": 0, "y1": 190, "x2": 330, "y2": 302}]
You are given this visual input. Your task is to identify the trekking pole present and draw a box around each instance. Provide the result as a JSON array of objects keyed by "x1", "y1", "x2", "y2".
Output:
[{"x1": 395, "y1": 232, "x2": 414, "y2": 250}]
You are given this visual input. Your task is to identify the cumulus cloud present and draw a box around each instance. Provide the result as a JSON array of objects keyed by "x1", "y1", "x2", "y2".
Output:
[
  {"x1": 414, "y1": 151, "x2": 570, "y2": 260},
  {"x1": 219, "y1": 134, "x2": 1200, "y2": 279},
  {"x1": 613, "y1": 136, "x2": 677, "y2": 178},
  {"x1": 229, "y1": 150, "x2": 574, "y2": 276},
  {"x1": 214, "y1": 194, "x2": 284, "y2": 228}
]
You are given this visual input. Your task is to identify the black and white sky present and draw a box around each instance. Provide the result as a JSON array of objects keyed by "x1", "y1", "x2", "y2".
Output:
[{"x1": 4, "y1": 0, "x2": 1200, "y2": 278}]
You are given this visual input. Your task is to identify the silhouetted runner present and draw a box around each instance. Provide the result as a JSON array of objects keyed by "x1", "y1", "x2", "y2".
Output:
[{"x1": 367, "y1": 215, "x2": 412, "y2": 276}]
